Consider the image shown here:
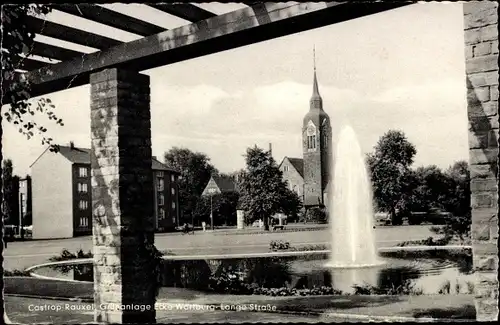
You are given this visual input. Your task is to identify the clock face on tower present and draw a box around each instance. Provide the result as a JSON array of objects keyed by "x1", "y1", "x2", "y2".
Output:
[{"x1": 306, "y1": 121, "x2": 316, "y2": 136}]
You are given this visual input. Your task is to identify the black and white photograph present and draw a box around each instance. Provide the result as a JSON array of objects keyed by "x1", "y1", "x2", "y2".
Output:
[{"x1": 0, "y1": 1, "x2": 498, "y2": 323}]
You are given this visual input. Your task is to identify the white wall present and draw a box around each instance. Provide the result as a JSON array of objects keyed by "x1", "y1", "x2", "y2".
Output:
[{"x1": 31, "y1": 151, "x2": 73, "y2": 239}]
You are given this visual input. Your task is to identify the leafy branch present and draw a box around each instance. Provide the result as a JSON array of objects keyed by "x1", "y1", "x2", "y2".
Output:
[{"x1": 1, "y1": 4, "x2": 63, "y2": 152}]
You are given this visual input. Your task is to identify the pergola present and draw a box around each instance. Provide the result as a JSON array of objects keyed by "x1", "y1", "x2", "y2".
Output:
[
  {"x1": 10, "y1": 2, "x2": 411, "y2": 98},
  {"x1": 3, "y1": 2, "x2": 498, "y2": 324}
]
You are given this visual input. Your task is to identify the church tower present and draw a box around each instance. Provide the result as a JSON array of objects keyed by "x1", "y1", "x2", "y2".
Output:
[{"x1": 302, "y1": 48, "x2": 332, "y2": 208}]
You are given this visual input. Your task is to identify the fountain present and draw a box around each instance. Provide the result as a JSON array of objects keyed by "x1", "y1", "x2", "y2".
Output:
[
  {"x1": 25, "y1": 123, "x2": 474, "y2": 302},
  {"x1": 326, "y1": 125, "x2": 381, "y2": 268}
]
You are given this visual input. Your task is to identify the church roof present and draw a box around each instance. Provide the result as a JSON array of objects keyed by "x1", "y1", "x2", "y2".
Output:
[
  {"x1": 312, "y1": 68, "x2": 321, "y2": 100},
  {"x1": 310, "y1": 46, "x2": 323, "y2": 106},
  {"x1": 285, "y1": 157, "x2": 304, "y2": 178},
  {"x1": 212, "y1": 175, "x2": 238, "y2": 193}
]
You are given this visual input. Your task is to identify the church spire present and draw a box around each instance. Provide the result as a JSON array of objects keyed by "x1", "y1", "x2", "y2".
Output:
[{"x1": 310, "y1": 45, "x2": 322, "y2": 109}]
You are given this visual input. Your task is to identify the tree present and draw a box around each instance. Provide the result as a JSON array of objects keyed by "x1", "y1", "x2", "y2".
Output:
[
  {"x1": 437, "y1": 161, "x2": 471, "y2": 241},
  {"x1": 194, "y1": 191, "x2": 240, "y2": 226},
  {"x1": 238, "y1": 146, "x2": 301, "y2": 231},
  {"x1": 367, "y1": 130, "x2": 417, "y2": 225},
  {"x1": 2, "y1": 5, "x2": 65, "y2": 322},
  {"x1": 164, "y1": 147, "x2": 218, "y2": 224},
  {"x1": 408, "y1": 165, "x2": 449, "y2": 212},
  {"x1": 280, "y1": 187, "x2": 303, "y2": 223},
  {"x1": 1, "y1": 159, "x2": 19, "y2": 226}
]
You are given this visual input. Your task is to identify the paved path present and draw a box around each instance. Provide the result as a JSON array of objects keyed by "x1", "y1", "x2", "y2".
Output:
[{"x1": 4, "y1": 225, "x2": 439, "y2": 270}]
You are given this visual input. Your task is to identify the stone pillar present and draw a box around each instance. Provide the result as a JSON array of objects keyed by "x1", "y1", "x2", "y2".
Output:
[
  {"x1": 90, "y1": 68, "x2": 156, "y2": 323},
  {"x1": 464, "y1": 2, "x2": 499, "y2": 322},
  {"x1": 237, "y1": 210, "x2": 244, "y2": 229}
]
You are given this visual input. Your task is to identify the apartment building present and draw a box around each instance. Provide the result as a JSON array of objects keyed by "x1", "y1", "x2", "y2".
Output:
[{"x1": 30, "y1": 142, "x2": 180, "y2": 239}]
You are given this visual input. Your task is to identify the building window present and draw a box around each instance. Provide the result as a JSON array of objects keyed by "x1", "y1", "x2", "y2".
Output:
[
  {"x1": 158, "y1": 194, "x2": 165, "y2": 206},
  {"x1": 21, "y1": 193, "x2": 26, "y2": 214},
  {"x1": 157, "y1": 171, "x2": 164, "y2": 178},
  {"x1": 80, "y1": 217, "x2": 89, "y2": 227},
  {"x1": 284, "y1": 165, "x2": 289, "y2": 172},
  {"x1": 158, "y1": 208, "x2": 165, "y2": 220},
  {"x1": 157, "y1": 178, "x2": 164, "y2": 191},
  {"x1": 79, "y1": 167, "x2": 88, "y2": 178},
  {"x1": 78, "y1": 183, "x2": 88, "y2": 193},
  {"x1": 79, "y1": 200, "x2": 88, "y2": 210},
  {"x1": 172, "y1": 202, "x2": 176, "y2": 209},
  {"x1": 307, "y1": 135, "x2": 316, "y2": 149},
  {"x1": 171, "y1": 174, "x2": 175, "y2": 182},
  {"x1": 171, "y1": 187, "x2": 175, "y2": 195}
]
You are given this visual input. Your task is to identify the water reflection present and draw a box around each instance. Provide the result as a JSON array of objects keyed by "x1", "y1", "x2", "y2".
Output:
[{"x1": 41, "y1": 251, "x2": 474, "y2": 295}]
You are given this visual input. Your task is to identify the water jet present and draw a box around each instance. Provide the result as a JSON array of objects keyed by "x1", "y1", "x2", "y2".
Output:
[{"x1": 326, "y1": 125, "x2": 382, "y2": 269}]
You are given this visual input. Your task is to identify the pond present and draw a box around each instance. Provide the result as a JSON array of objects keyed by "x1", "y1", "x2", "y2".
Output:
[{"x1": 33, "y1": 249, "x2": 474, "y2": 296}]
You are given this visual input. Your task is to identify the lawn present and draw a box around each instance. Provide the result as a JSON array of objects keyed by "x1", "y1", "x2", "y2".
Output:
[{"x1": 4, "y1": 225, "x2": 441, "y2": 271}]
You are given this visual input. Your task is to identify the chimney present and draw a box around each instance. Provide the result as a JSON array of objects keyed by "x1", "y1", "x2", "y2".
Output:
[
  {"x1": 69, "y1": 141, "x2": 74, "y2": 150},
  {"x1": 269, "y1": 143, "x2": 273, "y2": 156}
]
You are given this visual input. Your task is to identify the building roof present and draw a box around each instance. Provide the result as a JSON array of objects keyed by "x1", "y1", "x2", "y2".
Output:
[
  {"x1": 212, "y1": 175, "x2": 238, "y2": 193},
  {"x1": 50, "y1": 144, "x2": 179, "y2": 173},
  {"x1": 58, "y1": 145, "x2": 91, "y2": 164},
  {"x1": 286, "y1": 157, "x2": 304, "y2": 178}
]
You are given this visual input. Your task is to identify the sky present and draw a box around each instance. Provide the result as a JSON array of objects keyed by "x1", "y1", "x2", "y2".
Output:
[{"x1": 2, "y1": 2, "x2": 468, "y2": 176}]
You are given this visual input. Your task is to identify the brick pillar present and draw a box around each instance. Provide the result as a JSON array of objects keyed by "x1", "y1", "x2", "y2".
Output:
[
  {"x1": 464, "y1": 2, "x2": 499, "y2": 322},
  {"x1": 90, "y1": 68, "x2": 156, "y2": 323}
]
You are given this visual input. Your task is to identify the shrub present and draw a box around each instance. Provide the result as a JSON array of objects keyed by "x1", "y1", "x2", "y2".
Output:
[
  {"x1": 396, "y1": 236, "x2": 450, "y2": 247},
  {"x1": 352, "y1": 280, "x2": 423, "y2": 296},
  {"x1": 269, "y1": 241, "x2": 327, "y2": 252},
  {"x1": 305, "y1": 207, "x2": 328, "y2": 224},
  {"x1": 207, "y1": 269, "x2": 343, "y2": 297},
  {"x1": 269, "y1": 240, "x2": 291, "y2": 251},
  {"x1": 49, "y1": 248, "x2": 93, "y2": 261},
  {"x1": 4, "y1": 269, "x2": 31, "y2": 277},
  {"x1": 295, "y1": 244, "x2": 327, "y2": 251},
  {"x1": 174, "y1": 260, "x2": 213, "y2": 290},
  {"x1": 49, "y1": 249, "x2": 93, "y2": 274},
  {"x1": 245, "y1": 257, "x2": 292, "y2": 288}
]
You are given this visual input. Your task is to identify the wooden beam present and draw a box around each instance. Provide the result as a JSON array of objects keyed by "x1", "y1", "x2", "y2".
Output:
[
  {"x1": 52, "y1": 4, "x2": 166, "y2": 36},
  {"x1": 16, "y1": 57, "x2": 52, "y2": 72},
  {"x1": 25, "y1": 15, "x2": 122, "y2": 50},
  {"x1": 25, "y1": 41, "x2": 86, "y2": 62},
  {"x1": 148, "y1": 3, "x2": 216, "y2": 22},
  {"x1": 20, "y1": 2, "x2": 414, "y2": 100}
]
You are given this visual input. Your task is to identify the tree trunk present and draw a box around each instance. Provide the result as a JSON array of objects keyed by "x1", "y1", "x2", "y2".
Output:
[{"x1": 264, "y1": 215, "x2": 269, "y2": 231}]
